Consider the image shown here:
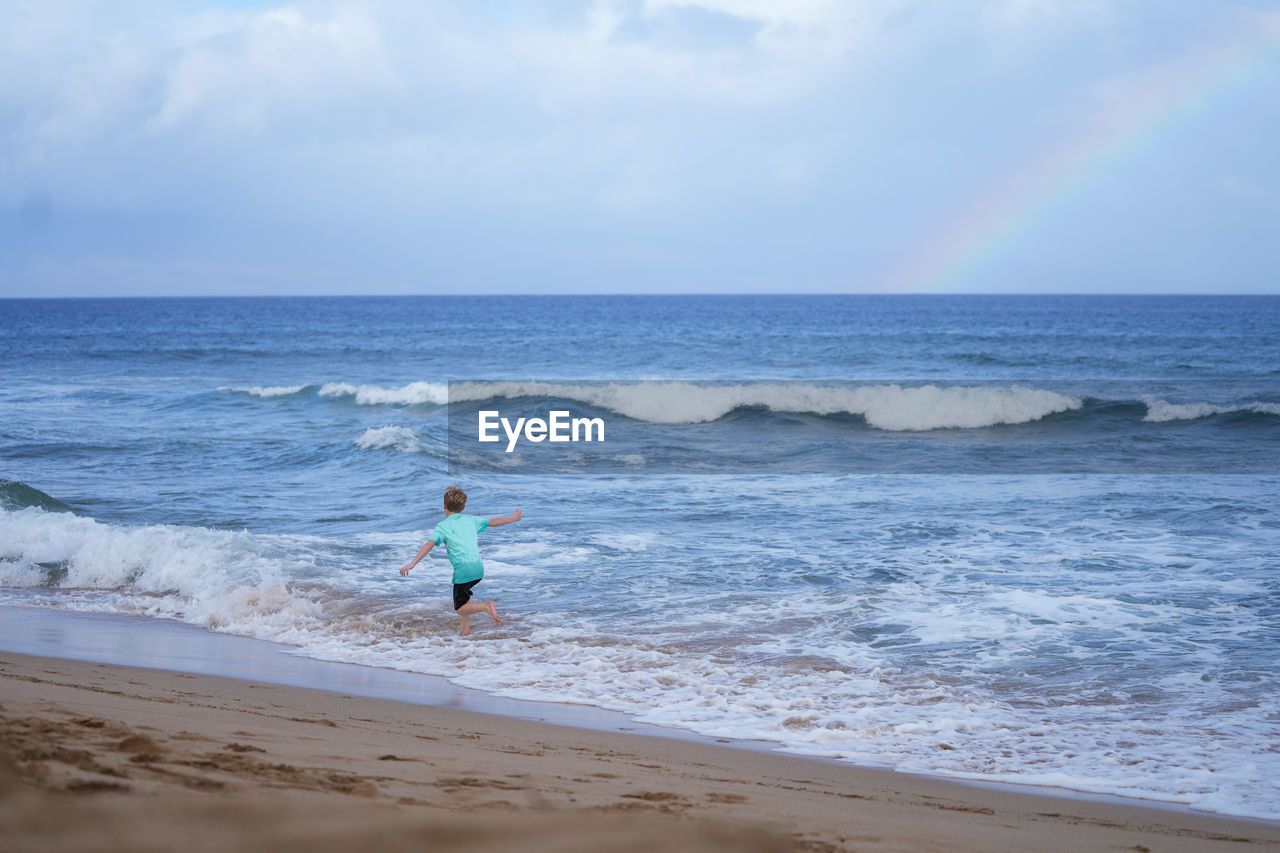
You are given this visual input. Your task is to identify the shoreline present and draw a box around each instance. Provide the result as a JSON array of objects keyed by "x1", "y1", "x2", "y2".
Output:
[
  {"x1": 0, "y1": 602, "x2": 743, "y2": 745},
  {"x1": 2, "y1": 602, "x2": 1278, "y2": 828},
  {"x1": 3, "y1": 650, "x2": 1279, "y2": 852}
]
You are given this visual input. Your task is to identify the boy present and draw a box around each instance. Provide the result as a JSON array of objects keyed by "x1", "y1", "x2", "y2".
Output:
[{"x1": 399, "y1": 486, "x2": 522, "y2": 636}]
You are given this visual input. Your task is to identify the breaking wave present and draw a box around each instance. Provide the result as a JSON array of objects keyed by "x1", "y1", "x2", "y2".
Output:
[
  {"x1": 450, "y1": 381, "x2": 1083, "y2": 430},
  {"x1": 354, "y1": 426, "x2": 426, "y2": 453},
  {"x1": 1140, "y1": 395, "x2": 1280, "y2": 422},
  {"x1": 319, "y1": 382, "x2": 447, "y2": 405},
  {"x1": 219, "y1": 380, "x2": 1280, "y2": 434},
  {"x1": 219, "y1": 384, "x2": 313, "y2": 398},
  {"x1": 0, "y1": 480, "x2": 74, "y2": 513}
]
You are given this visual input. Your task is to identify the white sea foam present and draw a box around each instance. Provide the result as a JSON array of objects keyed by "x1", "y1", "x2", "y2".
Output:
[
  {"x1": 1141, "y1": 395, "x2": 1280, "y2": 422},
  {"x1": 587, "y1": 532, "x2": 660, "y2": 551},
  {"x1": 0, "y1": 507, "x2": 322, "y2": 634},
  {"x1": 354, "y1": 426, "x2": 424, "y2": 454},
  {"x1": 319, "y1": 381, "x2": 447, "y2": 405},
  {"x1": 448, "y1": 381, "x2": 1082, "y2": 431},
  {"x1": 219, "y1": 384, "x2": 311, "y2": 398}
]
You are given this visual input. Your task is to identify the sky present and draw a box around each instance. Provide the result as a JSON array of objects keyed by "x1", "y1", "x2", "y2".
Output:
[{"x1": 2, "y1": 0, "x2": 1279, "y2": 296}]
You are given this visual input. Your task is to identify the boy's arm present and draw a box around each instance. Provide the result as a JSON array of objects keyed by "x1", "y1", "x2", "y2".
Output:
[
  {"x1": 399, "y1": 540, "x2": 435, "y2": 576},
  {"x1": 487, "y1": 509, "x2": 522, "y2": 528}
]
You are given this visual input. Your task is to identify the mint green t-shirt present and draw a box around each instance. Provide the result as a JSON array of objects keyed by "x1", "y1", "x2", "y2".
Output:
[{"x1": 428, "y1": 513, "x2": 490, "y2": 583}]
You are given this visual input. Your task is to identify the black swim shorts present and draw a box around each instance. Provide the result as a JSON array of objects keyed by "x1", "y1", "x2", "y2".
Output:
[{"x1": 453, "y1": 579, "x2": 481, "y2": 611}]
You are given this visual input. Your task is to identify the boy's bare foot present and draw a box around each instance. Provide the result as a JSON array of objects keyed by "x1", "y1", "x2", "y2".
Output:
[
  {"x1": 487, "y1": 600, "x2": 500, "y2": 625},
  {"x1": 458, "y1": 622, "x2": 471, "y2": 636}
]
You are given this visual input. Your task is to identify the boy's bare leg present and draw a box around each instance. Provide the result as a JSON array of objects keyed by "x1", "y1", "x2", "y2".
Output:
[{"x1": 455, "y1": 600, "x2": 499, "y2": 635}]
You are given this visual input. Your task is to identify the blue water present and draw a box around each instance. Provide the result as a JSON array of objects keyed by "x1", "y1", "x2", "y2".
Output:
[{"x1": 2, "y1": 295, "x2": 1278, "y2": 818}]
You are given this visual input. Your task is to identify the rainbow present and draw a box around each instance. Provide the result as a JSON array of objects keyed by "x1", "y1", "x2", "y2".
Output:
[{"x1": 874, "y1": 20, "x2": 1280, "y2": 293}]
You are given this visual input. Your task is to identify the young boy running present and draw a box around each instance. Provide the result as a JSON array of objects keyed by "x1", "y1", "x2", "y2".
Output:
[{"x1": 399, "y1": 486, "x2": 521, "y2": 636}]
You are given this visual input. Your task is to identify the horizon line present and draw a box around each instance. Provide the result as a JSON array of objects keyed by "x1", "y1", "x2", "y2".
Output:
[{"x1": 2, "y1": 291, "x2": 1279, "y2": 300}]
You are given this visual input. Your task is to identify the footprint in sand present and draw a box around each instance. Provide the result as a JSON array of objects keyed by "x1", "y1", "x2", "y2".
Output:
[
  {"x1": 223, "y1": 743, "x2": 265, "y2": 754},
  {"x1": 116, "y1": 734, "x2": 165, "y2": 763}
]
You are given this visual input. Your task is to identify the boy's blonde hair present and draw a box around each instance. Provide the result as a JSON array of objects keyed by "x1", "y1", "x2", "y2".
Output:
[{"x1": 443, "y1": 486, "x2": 467, "y2": 513}]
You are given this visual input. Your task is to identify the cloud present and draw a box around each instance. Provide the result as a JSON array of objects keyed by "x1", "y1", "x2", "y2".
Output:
[
  {"x1": 148, "y1": 6, "x2": 395, "y2": 134},
  {"x1": 2, "y1": 0, "x2": 1277, "y2": 295},
  {"x1": 982, "y1": 0, "x2": 1104, "y2": 31}
]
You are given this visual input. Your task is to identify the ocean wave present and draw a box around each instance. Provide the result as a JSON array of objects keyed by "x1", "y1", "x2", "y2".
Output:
[
  {"x1": 319, "y1": 381, "x2": 448, "y2": 406},
  {"x1": 0, "y1": 507, "x2": 318, "y2": 633},
  {"x1": 354, "y1": 426, "x2": 425, "y2": 454},
  {"x1": 219, "y1": 384, "x2": 312, "y2": 398},
  {"x1": 227, "y1": 379, "x2": 1084, "y2": 430},
  {"x1": 0, "y1": 480, "x2": 74, "y2": 513},
  {"x1": 219, "y1": 379, "x2": 1280, "y2": 434},
  {"x1": 450, "y1": 381, "x2": 1083, "y2": 431},
  {"x1": 1140, "y1": 395, "x2": 1280, "y2": 422}
]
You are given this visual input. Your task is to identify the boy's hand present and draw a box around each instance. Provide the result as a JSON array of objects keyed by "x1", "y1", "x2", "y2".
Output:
[
  {"x1": 399, "y1": 564, "x2": 414, "y2": 576},
  {"x1": 513, "y1": 509, "x2": 522, "y2": 522}
]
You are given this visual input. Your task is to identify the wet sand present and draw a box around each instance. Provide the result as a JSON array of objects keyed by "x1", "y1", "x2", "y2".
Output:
[{"x1": 2, "y1": 651, "x2": 1278, "y2": 852}]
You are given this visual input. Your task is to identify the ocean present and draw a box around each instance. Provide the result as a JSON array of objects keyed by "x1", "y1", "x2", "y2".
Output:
[{"x1": 1, "y1": 294, "x2": 1278, "y2": 819}]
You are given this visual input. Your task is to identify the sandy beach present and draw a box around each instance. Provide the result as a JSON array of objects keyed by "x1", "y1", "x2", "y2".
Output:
[{"x1": 1, "y1": 651, "x2": 1276, "y2": 852}]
